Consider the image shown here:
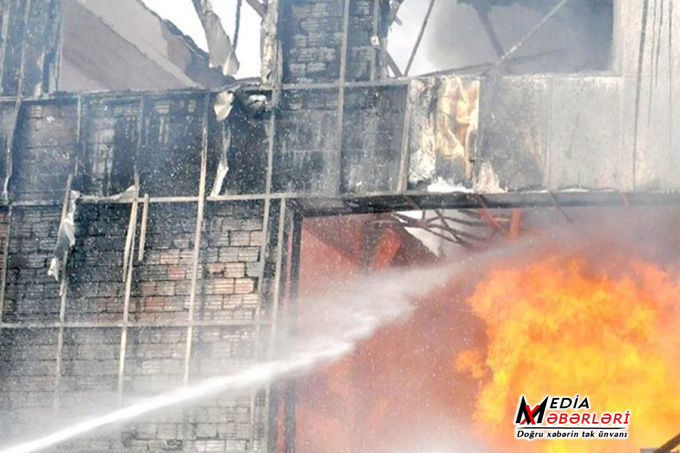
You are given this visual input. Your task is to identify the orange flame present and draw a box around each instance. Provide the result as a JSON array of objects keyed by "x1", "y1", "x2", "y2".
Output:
[{"x1": 459, "y1": 252, "x2": 680, "y2": 452}]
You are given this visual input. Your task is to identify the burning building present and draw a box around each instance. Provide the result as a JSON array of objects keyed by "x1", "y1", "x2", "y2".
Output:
[{"x1": 0, "y1": 0, "x2": 678, "y2": 452}]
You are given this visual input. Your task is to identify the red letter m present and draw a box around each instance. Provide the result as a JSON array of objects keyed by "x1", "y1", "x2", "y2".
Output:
[{"x1": 515, "y1": 396, "x2": 549, "y2": 425}]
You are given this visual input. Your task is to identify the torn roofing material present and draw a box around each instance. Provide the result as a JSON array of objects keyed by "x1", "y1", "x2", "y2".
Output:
[
  {"x1": 48, "y1": 190, "x2": 80, "y2": 282},
  {"x1": 135, "y1": 0, "x2": 232, "y2": 86},
  {"x1": 191, "y1": 0, "x2": 240, "y2": 76}
]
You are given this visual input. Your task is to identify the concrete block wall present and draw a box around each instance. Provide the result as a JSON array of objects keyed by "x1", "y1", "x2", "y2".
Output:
[
  {"x1": 186, "y1": 326, "x2": 268, "y2": 452},
  {"x1": 198, "y1": 202, "x2": 264, "y2": 323},
  {"x1": 124, "y1": 327, "x2": 187, "y2": 395},
  {"x1": 0, "y1": 328, "x2": 59, "y2": 440},
  {"x1": 273, "y1": 85, "x2": 408, "y2": 195},
  {"x1": 281, "y1": 0, "x2": 345, "y2": 84},
  {"x1": 182, "y1": 201, "x2": 268, "y2": 451},
  {"x1": 346, "y1": 0, "x2": 379, "y2": 82},
  {"x1": 341, "y1": 86, "x2": 406, "y2": 193},
  {"x1": 280, "y1": 0, "x2": 383, "y2": 84},
  {"x1": 132, "y1": 204, "x2": 198, "y2": 323},
  {"x1": 275, "y1": 89, "x2": 341, "y2": 194},
  {"x1": 11, "y1": 103, "x2": 77, "y2": 202},
  {"x1": 0, "y1": 86, "x2": 281, "y2": 450},
  {"x1": 68, "y1": 204, "x2": 128, "y2": 322},
  {"x1": 3, "y1": 207, "x2": 62, "y2": 323},
  {"x1": 118, "y1": 327, "x2": 188, "y2": 451},
  {"x1": 139, "y1": 97, "x2": 204, "y2": 197},
  {"x1": 58, "y1": 326, "x2": 121, "y2": 452},
  {"x1": 0, "y1": 208, "x2": 8, "y2": 281},
  {"x1": 0, "y1": 197, "x2": 272, "y2": 451},
  {"x1": 0, "y1": 0, "x2": 380, "y2": 449},
  {"x1": 0, "y1": 329, "x2": 58, "y2": 441}
]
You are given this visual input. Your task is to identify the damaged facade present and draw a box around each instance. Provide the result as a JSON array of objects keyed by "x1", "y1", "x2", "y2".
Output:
[{"x1": 0, "y1": 0, "x2": 678, "y2": 451}]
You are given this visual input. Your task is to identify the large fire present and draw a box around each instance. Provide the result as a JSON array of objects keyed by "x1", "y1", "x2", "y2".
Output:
[
  {"x1": 458, "y1": 250, "x2": 680, "y2": 452},
  {"x1": 296, "y1": 214, "x2": 680, "y2": 453}
]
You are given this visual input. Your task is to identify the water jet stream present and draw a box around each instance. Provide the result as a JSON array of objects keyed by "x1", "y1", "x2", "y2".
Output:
[{"x1": 0, "y1": 263, "x2": 456, "y2": 453}]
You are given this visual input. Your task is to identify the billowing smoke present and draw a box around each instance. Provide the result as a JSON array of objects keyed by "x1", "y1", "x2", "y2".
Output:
[{"x1": 390, "y1": 0, "x2": 613, "y2": 75}]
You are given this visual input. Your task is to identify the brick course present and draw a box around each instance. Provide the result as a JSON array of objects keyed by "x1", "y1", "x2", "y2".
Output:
[
  {"x1": 0, "y1": 200, "x2": 269, "y2": 451},
  {"x1": 4, "y1": 207, "x2": 62, "y2": 323},
  {"x1": 197, "y1": 202, "x2": 264, "y2": 323},
  {"x1": 130, "y1": 204, "x2": 197, "y2": 323}
]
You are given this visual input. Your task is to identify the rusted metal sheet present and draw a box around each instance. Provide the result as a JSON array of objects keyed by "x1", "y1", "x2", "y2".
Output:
[{"x1": 407, "y1": 76, "x2": 480, "y2": 191}]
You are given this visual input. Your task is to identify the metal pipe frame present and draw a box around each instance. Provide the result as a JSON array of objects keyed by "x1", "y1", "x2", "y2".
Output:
[
  {"x1": 0, "y1": 79, "x2": 413, "y2": 105},
  {"x1": 183, "y1": 93, "x2": 211, "y2": 384},
  {"x1": 117, "y1": 179, "x2": 139, "y2": 401},
  {"x1": 283, "y1": 209, "x2": 302, "y2": 453},
  {"x1": 248, "y1": 193, "x2": 271, "y2": 451},
  {"x1": 5, "y1": 189, "x2": 669, "y2": 215},
  {"x1": 263, "y1": 198, "x2": 287, "y2": 453},
  {"x1": 0, "y1": 319, "x2": 272, "y2": 329},
  {"x1": 0, "y1": 206, "x2": 12, "y2": 320},
  {"x1": 335, "y1": 0, "x2": 351, "y2": 195},
  {"x1": 404, "y1": 0, "x2": 436, "y2": 76},
  {"x1": 53, "y1": 172, "x2": 73, "y2": 413},
  {"x1": 116, "y1": 97, "x2": 144, "y2": 403}
]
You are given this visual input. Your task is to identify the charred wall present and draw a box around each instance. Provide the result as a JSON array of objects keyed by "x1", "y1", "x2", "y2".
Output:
[
  {"x1": 0, "y1": 90, "x2": 288, "y2": 451},
  {"x1": 280, "y1": 0, "x2": 384, "y2": 84},
  {"x1": 1, "y1": 0, "x2": 680, "y2": 452},
  {"x1": 0, "y1": 0, "x2": 61, "y2": 97},
  {"x1": 0, "y1": 200, "x2": 275, "y2": 451}
]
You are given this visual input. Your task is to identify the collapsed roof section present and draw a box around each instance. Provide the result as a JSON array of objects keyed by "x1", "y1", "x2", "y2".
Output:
[
  {"x1": 0, "y1": 0, "x2": 232, "y2": 96},
  {"x1": 189, "y1": 0, "x2": 240, "y2": 77},
  {"x1": 60, "y1": 0, "x2": 231, "y2": 91}
]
